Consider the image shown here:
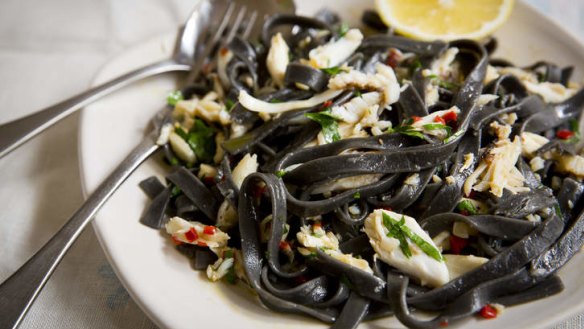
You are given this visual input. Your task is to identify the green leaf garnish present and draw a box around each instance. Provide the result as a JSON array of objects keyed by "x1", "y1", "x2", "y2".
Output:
[
  {"x1": 382, "y1": 212, "x2": 443, "y2": 262},
  {"x1": 224, "y1": 98, "x2": 236, "y2": 111},
  {"x1": 353, "y1": 192, "x2": 361, "y2": 199},
  {"x1": 388, "y1": 125, "x2": 425, "y2": 139},
  {"x1": 275, "y1": 170, "x2": 287, "y2": 178},
  {"x1": 305, "y1": 110, "x2": 341, "y2": 144},
  {"x1": 423, "y1": 123, "x2": 452, "y2": 136},
  {"x1": 426, "y1": 74, "x2": 460, "y2": 89},
  {"x1": 444, "y1": 129, "x2": 465, "y2": 144},
  {"x1": 167, "y1": 90, "x2": 184, "y2": 106},
  {"x1": 566, "y1": 119, "x2": 581, "y2": 144},
  {"x1": 175, "y1": 119, "x2": 216, "y2": 163},
  {"x1": 338, "y1": 23, "x2": 350, "y2": 38},
  {"x1": 457, "y1": 199, "x2": 478, "y2": 215},
  {"x1": 320, "y1": 66, "x2": 347, "y2": 75}
]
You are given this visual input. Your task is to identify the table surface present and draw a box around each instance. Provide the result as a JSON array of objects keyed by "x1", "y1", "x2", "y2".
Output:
[{"x1": 0, "y1": 0, "x2": 583, "y2": 328}]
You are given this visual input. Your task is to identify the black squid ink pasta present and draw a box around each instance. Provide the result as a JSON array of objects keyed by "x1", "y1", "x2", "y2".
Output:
[{"x1": 138, "y1": 8, "x2": 584, "y2": 329}]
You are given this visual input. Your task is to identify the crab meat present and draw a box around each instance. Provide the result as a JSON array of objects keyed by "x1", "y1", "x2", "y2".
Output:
[
  {"x1": 328, "y1": 63, "x2": 401, "y2": 106},
  {"x1": 165, "y1": 217, "x2": 229, "y2": 248},
  {"x1": 266, "y1": 33, "x2": 289, "y2": 87},
  {"x1": 464, "y1": 136, "x2": 529, "y2": 197},
  {"x1": 168, "y1": 131, "x2": 196, "y2": 164},
  {"x1": 364, "y1": 209, "x2": 449, "y2": 287},
  {"x1": 297, "y1": 224, "x2": 373, "y2": 273},
  {"x1": 308, "y1": 29, "x2": 363, "y2": 69}
]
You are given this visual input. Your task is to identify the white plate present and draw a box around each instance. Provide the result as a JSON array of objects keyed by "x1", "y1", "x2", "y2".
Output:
[{"x1": 79, "y1": 1, "x2": 584, "y2": 328}]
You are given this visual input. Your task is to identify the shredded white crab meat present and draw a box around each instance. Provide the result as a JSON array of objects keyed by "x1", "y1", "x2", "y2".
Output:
[
  {"x1": 493, "y1": 66, "x2": 577, "y2": 103},
  {"x1": 156, "y1": 123, "x2": 173, "y2": 146},
  {"x1": 520, "y1": 132, "x2": 584, "y2": 179},
  {"x1": 423, "y1": 47, "x2": 460, "y2": 106},
  {"x1": 297, "y1": 224, "x2": 373, "y2": 273},
  {"x1": 216, "y1": 200, "x2": 238, "y2": 230},
  {"x1": 464, "y1": 134, "x2": 529, "y2": 197},
  {"x1": 231, "y1": 153, "x2": 258, "y2": 188},
  {"x1": 329, "y1": 63, "x2": 401, "y2": 106},
  {"x1": 207, "y1": 256, "x2": 234, "y2": 281},
  {"x1": 174, "y1": 91, "x2": 231, "y2": 126},
  {"x1": 165, "y1": 217, "x2": 229, "y2": 248},
  {"x1": 266, "y1": 33, "x2": 289, "y2": 87},
  {"x1": 363, "y1": 209, "x2": 449, "y2": 287},
  {"x1": 308, "y1": 29, "x2": 363, "y2": 69}
]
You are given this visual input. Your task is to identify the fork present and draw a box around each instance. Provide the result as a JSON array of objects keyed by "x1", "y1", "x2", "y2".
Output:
[
  {"x1": 0, "y1": 0, "x2": 216, "y2": 160},
  {"x1": 0, "y1": 1, "x2": 275, "y2": 327}
]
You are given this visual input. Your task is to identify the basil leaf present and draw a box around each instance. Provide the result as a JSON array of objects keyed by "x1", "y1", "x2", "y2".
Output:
[
  {"x1": 338, "y1": 23, "x2": 349, "y2": 38},
  {"x1": 320, "y1": 66, "x2": 347, "y2": 75},
  {"x1": 423, "y1": 123, "x2": 452, "y2": 136},
  {"x1": 177, "y1": 119, "x2": 216, "y2": 163},
  {"x1": 382, "y1": 212, "x2": 443, "y2": 262},
  {"x1": 305, "y1": 111, "x2": 341, "y2": 144},
  {"x1": 457, "y1": 199, "x2": 478, "y2": 215}
]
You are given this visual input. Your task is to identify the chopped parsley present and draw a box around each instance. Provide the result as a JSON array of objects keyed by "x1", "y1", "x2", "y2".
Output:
[
  {"x1": 224, "y1": 98, "x2": 236, "y2": 112},
  {"x1": 566, "y1": 119, "x2": 581, "y2": 144},
  {"x1": 353, "y1": 192, "x2": 361, "y2": 199},
  {"x1": 275, "y1": 170, "x2": 287, "y2": 178},
  {"x1": 305, "y1": 109, "x2": 341, "y2": 144},
  {"x1": 423, "y1": 123, "x2": 452, "y2": 136},
  {"x1": 167, "y1": 90, "x2": 184, "y2": 106},
  {"x1": 338, "y1": 23, "x2": 350, "y2": 38},
  {"x1": 320, "y1": 66, "x2": 347, "y2": 75},
  {"x1": 382, "y1": 212, "x2": 443, "y2": 262},
  {"x1": 426, "y1": 74, "x2": 460, "y2": 89},
  {"x1": 175, "y1": 119, "x2": 216, "y2": 163},
  {"x1": 457, "y1": 199, "x2": 478, "y2": 215},
  {"x1": 388, "y1": 124, "x2": 425, "y2": 139}
]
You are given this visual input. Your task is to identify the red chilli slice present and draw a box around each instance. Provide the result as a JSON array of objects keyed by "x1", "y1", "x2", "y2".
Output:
[
  {"x1": 556, "y1": 129, "x2": 574, "y2": 140},
  {"x1": 479, "y1": 304, "x2": 498, "y2": 319},
  {"x1": 434, "y1": 115, "x2": 446, "y2": 125},
  {"x1": 185, "y1": 227, "x2": 199, "y2": 242},
  {"x1": 449, "y1": 235, "x2": 469, "y2": 255},
  {"x1": 322, "y1": 100, "x2": 333, "y2": 109},
  {"x1": 204, "y1": 226, "x2": 216, "y2": 235},
  {"x1": 412, "y1": 116, "x2": 422, "y2": 123},
  {"x1": 442, "y1": 111, "x2": 458, "y2": 123}
]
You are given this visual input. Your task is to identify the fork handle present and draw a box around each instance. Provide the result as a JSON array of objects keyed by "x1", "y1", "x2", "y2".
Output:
[
  {"x1": 0, "y1": 58, "x2": 188, "y2": 159},
  {"x1": 0, "y1": 136, "x2": 159, "y2": 329}
]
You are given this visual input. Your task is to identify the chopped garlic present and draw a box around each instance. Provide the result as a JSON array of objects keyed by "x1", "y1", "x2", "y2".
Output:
[
  {"x1": 266, "y1": 33, "x2": 289, "y2": 87},
  {"x1": 309, "y1": 29, "x2": 363, "y2": 68},
  {"x1": 443, "y1": 254, "x2": 488, "y2": 280},
  {"x1": 364, "y1": 209, "x2": 448, "y2": 287}
]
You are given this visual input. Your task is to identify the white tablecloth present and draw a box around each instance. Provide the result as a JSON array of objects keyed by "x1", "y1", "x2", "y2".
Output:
[{"x1": 0, "y1": 0, "x2": 582, "y2": 328}]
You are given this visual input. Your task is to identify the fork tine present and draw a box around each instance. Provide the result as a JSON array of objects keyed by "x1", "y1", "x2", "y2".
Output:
[
  {"x1": 225, "y1": 5, "x2": 247, "y2": 43},
  {"x1": 241, "y1": 10, "x2": 258, "y2": 40}
]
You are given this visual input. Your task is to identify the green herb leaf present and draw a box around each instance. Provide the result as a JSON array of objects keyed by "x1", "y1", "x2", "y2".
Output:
[
  {"x1": 167, "y1": 90, "x2": 184, "y2": 106},
  {"x1": 320, "y1": 66, "x2": 347, "y2": 75},
  {"x1": 444, "y1": 129, "x2": 465, "y2": 144},
  {"x1": 382, "y1": 212, "x2": 443, "y2": 262},
  {"x1": 338, "y1": 23, "x2": 350, "y2": 38},
  {"x1": 426, "y1": 74, "x2": 460, "y2": 89},
  {"x1": 423, "y1": 123, "x2": 452, "y2": 136},
  {"x1": 390, "y1": 125, "x2": 426, "y2": 139},
  {"x1": 305, "y1": 110, "x2": 341, "y2": 144},
  {"x1": 353, "y1": 192, "x2": 361, "y2": 199},
  {"x1": 566, "y1": 119, "x2": 581, "y2": 144},
  {"x1": 410, "y1": 59, "x2": 422, "y2": 73},
  {"x1": 176, "y1": 119, "x2": 216, "y2": 163},
  {"x1": 275, "y1": 170, "x2": 287, "y2": 178},
  {"x1": 457, "y1": 199, "x2": 478, "y2": 215},
  {"x1": 224, "y1": 98, "x2": 236, "y2": 112}
]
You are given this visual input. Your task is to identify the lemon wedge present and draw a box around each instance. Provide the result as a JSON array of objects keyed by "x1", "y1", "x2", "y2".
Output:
[{"x1": 375, "y1": 0, "x2": 514, "y2": 41}]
